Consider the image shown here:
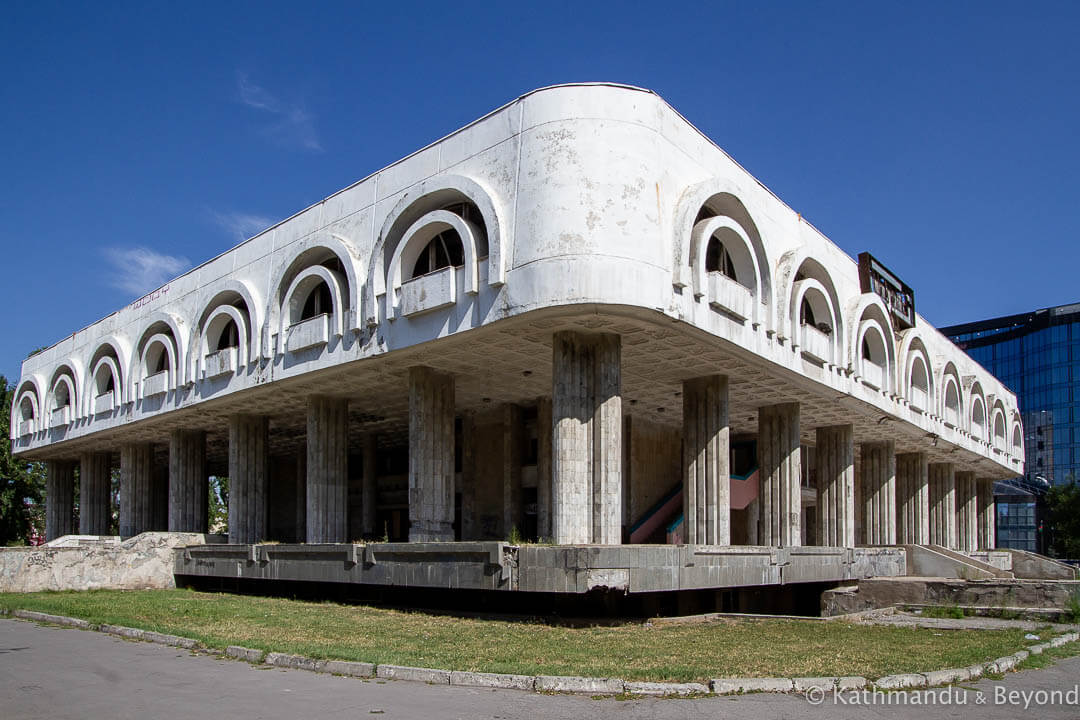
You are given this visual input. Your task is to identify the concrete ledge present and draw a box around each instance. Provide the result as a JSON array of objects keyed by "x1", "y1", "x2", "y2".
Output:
[
  {"x1": 837, "y1": 676, "x2": 868, "y2": 691},
  {"x1": 987, "y1": 655, "x2": 1018, "y2": 673},
  {"x1": 376, "y1": 664, "x2": 450, "y2": 684},
  {"x1": 922, "y1": 668, "x2": 971, "y2": 685},
  {"x1": 99, "y1": 624, "x2": 196, "y2": 649},
  {"x1": 874, "y1": 673, "x2": 926, "y2": 689},
  {"x1": 449, "y1": 670, "x2": 534, "y2": 691},
  {"x1": 964, "y1": 664, "x2": 985, "y2": 680},
  {"x1": 323, "y1": 659, "x2": 376, "y2": 678},
  {"x1": 14, "y1": 610, "x2": 95, "y2": 630},
  {"x1": 534, "y1": 675, "x2": 624, "y2": 694},
  {"x1": 792, "y1": 677, "x2": 837, "y2": 692},
  {"x1": 623, "y1": 681, "x2": 710, "y2": 696},
  {"x1": 711, "y1": 678, "x2": 793, "y2": 694},
  {"x1": 265, "y1": 652, "x2": 326, "y2": 672},
  {"x1": 226, "y1": 645, "x2": 265, "y2": 663}
]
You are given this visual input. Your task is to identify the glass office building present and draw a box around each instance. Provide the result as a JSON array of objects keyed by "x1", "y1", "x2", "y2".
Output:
[{"x1": 943, "y1": 302, "x2": 1080, "y2": 551}]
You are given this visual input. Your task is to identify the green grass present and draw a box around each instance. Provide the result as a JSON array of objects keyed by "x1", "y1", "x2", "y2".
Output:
[{"x1": 0, "y1": 589, "x2": 1049, "y2": 683}]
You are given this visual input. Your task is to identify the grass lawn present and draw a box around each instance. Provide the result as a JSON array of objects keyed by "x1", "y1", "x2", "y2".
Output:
[{"x1": 0, "y1": 589, "x2": 1051, "y2": 683}]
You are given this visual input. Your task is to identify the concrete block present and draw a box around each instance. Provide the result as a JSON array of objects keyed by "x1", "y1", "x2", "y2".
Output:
[
  {"x1": 837, "y1": 677, "x2": 867, "y2": 691},
  {"x1": 922, "y1": 668, "x2": 970, "y2": 686},
  {"x1": 1012, "y1": 650, "x2": 1030, "y2": 664},
  {"x1": 534, "y1": 675, "x2": 624, "y2": 694},
  {"x1": 226, "y1": 646, "x2": 265, "y2": 663},
  {"x1": 376, "y1": 664, "x2": 450, "y2": 684},
  {"x1": 100, "y1": 624, "x2": 144, "y2": 640},
  {"x1": 624, "y1": 681, "x2": 709, "y2": 696},
  {"x1": 265, "y1": 652, "x2": 326, "y2": 672},
  {"x1": 140, "y1": 630, "x2": 197, "y2": 649},
  {"x1": 323, "y1": 660, "x2": 376, "y2": 678},
  {"x1": 965, "y1": 664, "x2": 985, "y2": 679},
  {"x1": 711, "y1": 678, "x2": 793, "y2": 694},
  {"x1": 874, "y1": 673, "x2": 926, "y2": 689},
  {"x1": 14, "y1": 610, "x2": 94, "y2": 629},
  {"x1": 792, "y1": 677, "x2": 837, "y2": 693},
  {"x1": 449, "y1": 670, "x2": 534, "y2": 691},
  {"x1": 1027, "y1": 643, "x2": 1047, "y2": 655},
  {"x1": 986, "y1": 655, "x2": 1018, "y2": 674}
]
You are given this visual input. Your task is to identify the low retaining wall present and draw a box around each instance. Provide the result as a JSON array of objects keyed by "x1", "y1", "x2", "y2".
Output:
[
  {"x1": 0, "y1": 532, "x2": 224, "y2": 593},
  {"x1": 822, "y1": 577, "x2": 1080, "y2": 616}
]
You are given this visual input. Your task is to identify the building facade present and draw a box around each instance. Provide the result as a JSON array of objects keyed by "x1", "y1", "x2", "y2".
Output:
[
  {"x1": 9, "y1": 84, "x2": 1022, "y2": 594},
  {"x1": 945, "y1": 303, "x2": 1080, "y2": 552}
]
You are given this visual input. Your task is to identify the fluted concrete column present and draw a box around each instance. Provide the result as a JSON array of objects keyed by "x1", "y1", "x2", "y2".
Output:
[
  {"x1": 460, "y1": 414, "x2": 477, "y2": 539},
  {"x1": 45, "y1": 460, "x2": 76, "y2": 541},
  {"x1": 861, "y1": 440, "x2": 896, "y2": 546},
  {"x1": 295, "y1": 443, "x2": 307, "y2": 542},
  {"x1": 307, "y1": 395, "x2": 349, "y2": 543},
  {"x1": 977, "y1": 478, "x2": 996, "y2": 550},
  {"x1": 362, "y1": 434, "x2": 378, "y2": 538},
  {"x1": 79, "y1": 452, "x2": 112, "y2": 536},
  {"x1": 503, "y1": 404, "x2": 523, "y2": 537},
  {"x1": 955, "y1": 471, "x2": 979, "y2": 553},
  {"x1": 929, "y1": 462, "x2": 956, "y2": 549},
  {"x1": 168, "y1": 430, "x2": 207, "y2": 532},
  {"x1": 119, "y1": 443, "x2": 153, "y2": 538},
  {"x1": 229, "y1": 414, "x2": 269, "y2": 544},
  {"x1": 896, "y1": 452, "x2": 930, "y2": 545},
  {"x1": 758, "y1": 402, "x2": 801, "y2": 547},
  {"x1": 816, "y1": 424, "x2": 854, "y2": 547},
  {"x1": 409, "y1": 367, "x2": 455, "y2": 542},
  {"x1": 536, "y1": 398, "x2": 553, "y2": 541},
  {"x1": 682, "y1": 375, "x2": 730, "y2": 545},
  {"x1": 552, "y1": 332, "x2": 622, "y2": 545}
]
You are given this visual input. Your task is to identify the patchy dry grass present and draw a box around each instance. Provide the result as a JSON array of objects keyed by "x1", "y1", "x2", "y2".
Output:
[{"x1": 0, "y1": 589, "x2": 1045, "y2": 682}]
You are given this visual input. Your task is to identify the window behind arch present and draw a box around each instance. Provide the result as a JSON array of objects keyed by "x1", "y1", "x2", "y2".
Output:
[
  {"x1": 800, "y1": 298, "x2": 816, "y2": 327},
  {"x1": 217, "y1": 318, "x2": 240, "y2": 350},
  {"x1": 705, "y1": 237, "x2": 738, "y2": 282},
  {"x1": 411, "y1": 229, "x2": 464, "y2": 279},
  {"x1": 300, "y1": 281, "x2": 332, "y2": 320}
]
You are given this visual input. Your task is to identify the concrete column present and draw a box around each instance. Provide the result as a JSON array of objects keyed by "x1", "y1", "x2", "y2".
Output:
[
  {"x1": 860, "y1": 440, "x2": 896, "y2": 546},
  {"x1": 306, "y1": 395, "x2": 349, "y2": 543},
  {"x1": 460, "y1": 414, "x2": 477, "y2": 540},
  {"x1": 168, "y1": 430, "x2": 207, "y2": 533},
  {"x1": 228, "y1": 414, "x2": 269, "y2": 544},
  {"x1": 119, "y1": 443, "x2": 153, "y2": 538},
  {"x1": 408, "y1": 367, "x2": 455, "y2": 542},
  {"x1": 503, "y1": 403, "x2": 523, "y2": 537},
  {"x1": 79, "y1": 452, "x2": 112, "y2": 536},
  {"x1": 977, "y1": 478, "x2": 996, "y2": 550},
  {"x1": 682, "y1": 375, "x2": 731, "y2": 545},
  {"x1": 536, "y1": 398, "x2": 553, "y2": 541},
  {"x1": 896, "y1": 452, "x2": 930, "y2": 545},
  {"x1": 815, "y1": 424, "x2": 854, "y2": 547},
  {"x1": 955, "y1": 471, "x2": 979, "y2": 553},
  {"x1": 928, "y1": 462, "x2": 957, "y2": 549},
  {"x1": 758, "y1": 403, "x2": 801, "y2": 546},
  {"x1": 362, "y1": 434, "x2": 378, "y2": 538},
  {"x1": 295, "y1": 443, "x2": 307, "y2": 542},
  {"x1": 551, "y1": 331, "x2": 622, "y2": 545},
  {"x1": 45, "y1": 460, "x2": 76, "y2": 541}
]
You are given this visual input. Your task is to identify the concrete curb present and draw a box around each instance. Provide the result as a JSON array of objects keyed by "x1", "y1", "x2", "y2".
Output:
[{"x1": 7, "y1": 610, "x2": 1080, "y2": 697}]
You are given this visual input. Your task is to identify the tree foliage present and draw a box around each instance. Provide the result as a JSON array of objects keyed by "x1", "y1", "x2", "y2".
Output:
[
  {"x1": 0, "y1": 375, "x2": 47, "y2": 545},
  {"x1": 1045, "y1": 479, "x2": 1080, "y2": 559}
]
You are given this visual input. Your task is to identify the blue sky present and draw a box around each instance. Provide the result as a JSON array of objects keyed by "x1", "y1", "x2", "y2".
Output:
[{"x1": 3, "y1": 1, "x2": 1078, "y2": 382}]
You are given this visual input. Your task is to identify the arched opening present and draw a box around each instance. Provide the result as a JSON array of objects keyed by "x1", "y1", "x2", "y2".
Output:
[
  {"x1": 18, "y1": 393, "x2": 37, "y2": 436},
  {"x1": 793, "y1": 275, "x2": 836, "y2": 365},
  {"x1": 944, "y1": 378, "x2": 961, "y2": 427},
  {"x1": 688, "y1": 207, "x2": 762, "y2": 323},
  {"x1": 1012, "y1": 424, "x2": 1023, "y2": 452},
  {"x1": 910, "y1": 356, "x2": 930, "y2": 411},
  {"x1": 49, "y1": 372, "x2": 75, "y2": 427},
  {"x1": 994, "y1": 412, "x2": 1007, "y2": 449},
  {"x1": 300, "y1": 280, "x2": 332, "y2": 321},
  {"x1": 971, "y1": 396, "x2": 986, "y2": 441},
  {"x1": 859, "y1": 325, "x2": 888, "y2": 390},
  {"x1": 138, "y1": 327, "x2": 178, "y2": 399},
  {"x1": 410, "y1": 228, "x2": 465, "y2": 279},
  {"x1": 88, "y1": 342, "x2": 124, "y2": 414},
  {"x1": 705, "y1": 236, "x2": 737, "y2": 281}
]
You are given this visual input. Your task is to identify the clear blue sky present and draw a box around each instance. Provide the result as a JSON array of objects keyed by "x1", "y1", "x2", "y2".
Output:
[{"x1": 3, "y1": 1, "x2": 1078, "y2": 382}]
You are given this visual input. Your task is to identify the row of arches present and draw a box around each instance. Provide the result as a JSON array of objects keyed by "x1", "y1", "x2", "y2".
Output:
[
  {"x1": 676, "y1": 184, "x2": 1022, "y2": 455},
  {"x1": 13, "y1": 176, "x2": 506, "y2": 437}
]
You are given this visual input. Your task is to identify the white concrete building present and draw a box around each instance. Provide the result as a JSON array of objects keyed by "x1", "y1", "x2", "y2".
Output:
[{"x1": 10, "y1": 84, "x2": 1023, "y2": 596}]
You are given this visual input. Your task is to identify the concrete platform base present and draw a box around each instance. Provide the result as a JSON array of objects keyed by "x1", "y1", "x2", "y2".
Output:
[
  {"x1": 175, "y1": 542, "x2": 907, "y2": 594},
  {"x1": 821, "y1": 576, "x2": 1080, "y2": 616}
]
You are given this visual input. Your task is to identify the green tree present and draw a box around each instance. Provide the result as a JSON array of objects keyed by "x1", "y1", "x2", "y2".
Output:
[
  {"x1": 0, "y1": 375, "x2": 47, "y2": 545},
  {"x1": 208, "y1": 475, "x2": 228, "y2": 534},
  {"x1": 1045, "y1": 479, "x2": 1080, "y2": 558}
]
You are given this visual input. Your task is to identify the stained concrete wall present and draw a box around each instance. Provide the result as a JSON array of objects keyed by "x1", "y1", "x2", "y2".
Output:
[
  {"x1": 627, "y1": 417, "x2": 681, "y2": 527},
  {"x1": 822, "y1": 577, "x2": 1080, "y2": 616},
  {"x1": 0, "y1": 532, "x2": 223, "y2": 593}
]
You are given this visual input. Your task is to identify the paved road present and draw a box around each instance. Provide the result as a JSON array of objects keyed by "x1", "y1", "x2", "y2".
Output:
[{"x1": 3, "y1": 617, "x2": 1080, "y2": 719}]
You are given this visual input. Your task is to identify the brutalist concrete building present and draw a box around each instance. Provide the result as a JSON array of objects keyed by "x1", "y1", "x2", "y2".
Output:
[{"x1": 9, "y1": 84, "x2": 1026, "y2": 597}]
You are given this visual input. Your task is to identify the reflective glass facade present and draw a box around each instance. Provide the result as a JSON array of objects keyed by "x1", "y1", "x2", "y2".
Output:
[{"x1": 943, "y1": 303, "x2": 1080, "y2": 551}]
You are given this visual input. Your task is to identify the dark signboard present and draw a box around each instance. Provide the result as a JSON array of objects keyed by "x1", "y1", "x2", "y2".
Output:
[{"x1": 858, "y1": 252, "x2": 914, "y2": 330}]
